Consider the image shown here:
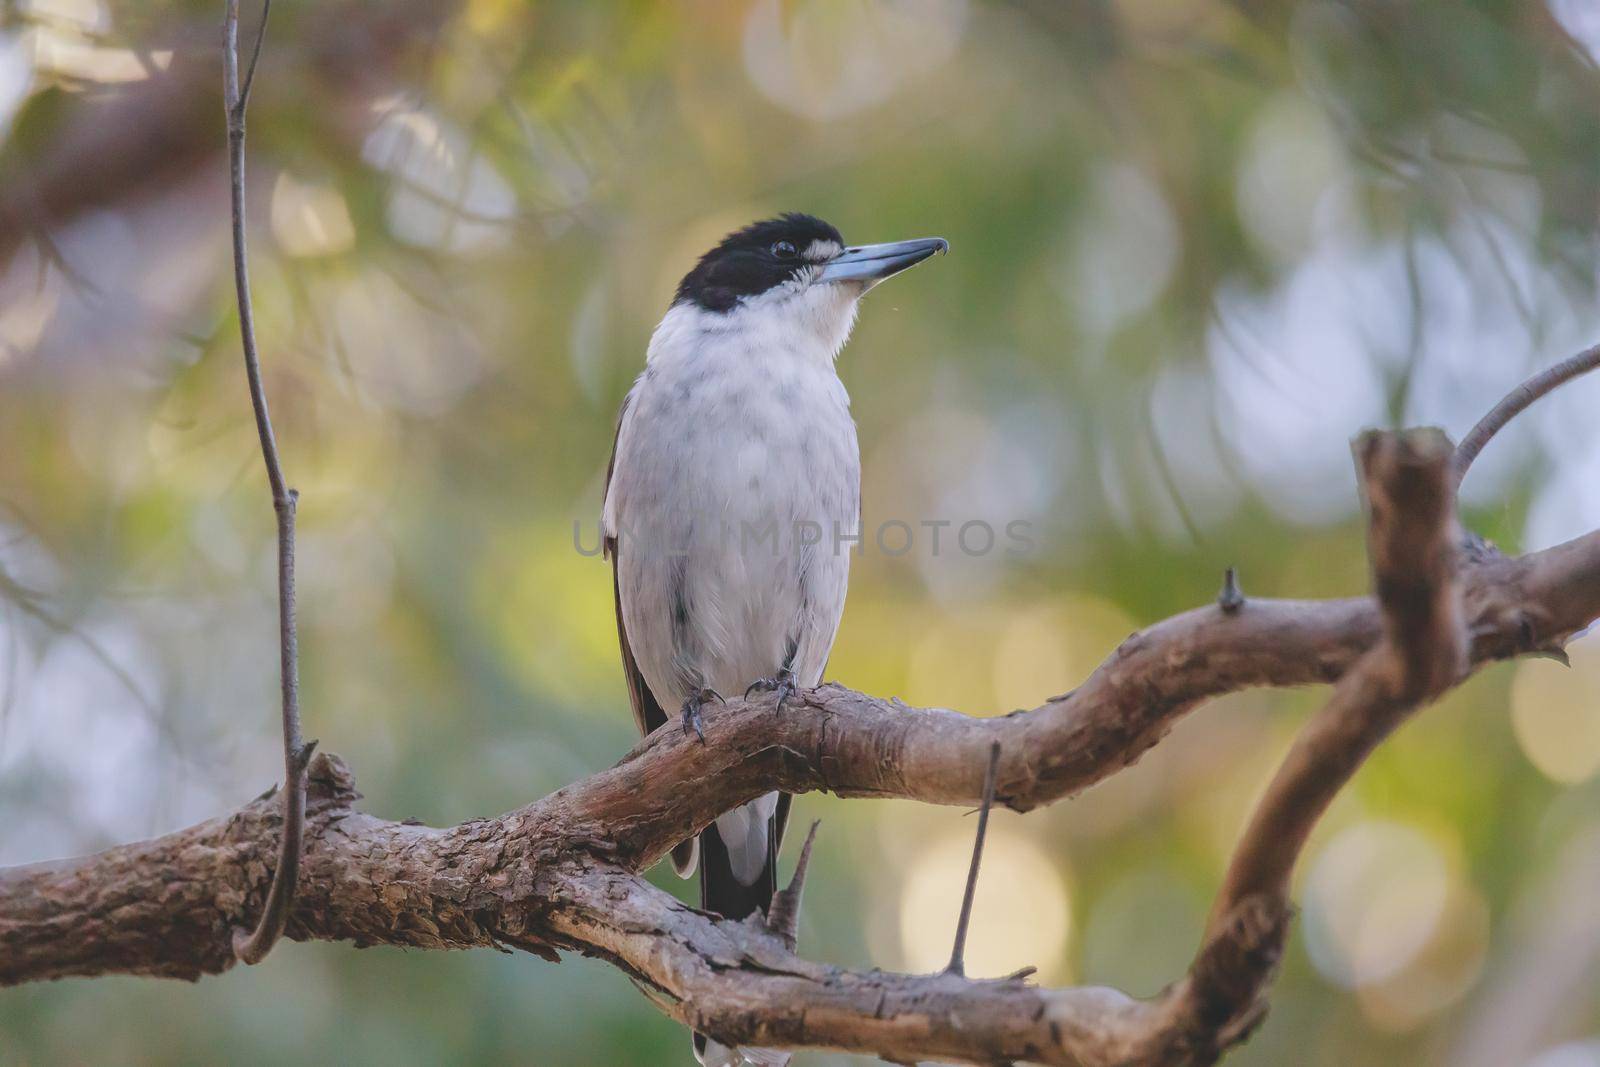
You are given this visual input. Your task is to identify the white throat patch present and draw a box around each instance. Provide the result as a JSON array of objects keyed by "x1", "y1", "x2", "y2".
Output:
[{"x1": 652, "y1": 272, "x2": 861, "y2": 367}]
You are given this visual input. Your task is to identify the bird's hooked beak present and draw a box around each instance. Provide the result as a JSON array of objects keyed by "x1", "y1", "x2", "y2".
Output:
[{"x1": 816, "y1": 237, "x2": 949, "y2": 288}]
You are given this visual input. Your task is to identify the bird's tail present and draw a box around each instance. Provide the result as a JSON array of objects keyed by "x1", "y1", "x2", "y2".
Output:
[
  {"x1": 691, "y1": 799, "x2": 789, "y2": 1067},
  {"x1": 698, "y1": 817, "x2": 778, "y2": 923}
]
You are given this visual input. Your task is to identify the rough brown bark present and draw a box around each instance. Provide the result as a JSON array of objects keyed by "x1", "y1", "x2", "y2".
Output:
[
  {"x1": 2, "y1": 459, "x2": 1595, "y2": 1064},
  {"x1": 1169, "y1": 429, "x2": 1467, "y2": 1053},
  {"x1": 554, "y1": 522, "x2": 1593, "y2": 877}
]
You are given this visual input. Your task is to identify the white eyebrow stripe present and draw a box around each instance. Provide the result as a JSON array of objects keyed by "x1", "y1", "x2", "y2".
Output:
[{"x1": 804, "y1": 239, "x2": 842, "y2": 260}]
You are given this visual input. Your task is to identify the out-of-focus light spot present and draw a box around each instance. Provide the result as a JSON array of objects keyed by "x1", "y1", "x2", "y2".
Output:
[
  {"x1": 1114, "y1": 0, "x2": 1225, "y2": 37},
  {"x1": 1526, "y1": 431, "x2": 1600, "y2": 552},
  {"x1": 868, "y1": 397, "x2": 1073, "y2": 604},
  {"x1": 270, "y1": 172, "x2": 356, "y2": 258},
  {"x1": 907, "y1": 608, "x2": 1005, "y2": 714},
  {"x1": 1236, "y1": 94, "x2": 1345, "y2": 266},
  {"x1": 742, "y1": 0, "x2": 966, "y2": 121},
  {"x1": 828, "y1": 599, "x2": 914, "y2": 701},
  {"x1": 0, "y1": 619, "x2": 164, "y2": 864},
  {"x1": 1146, "y1": 365, "x2": 1243, "y2": 535},
  {"x1": 1302, "y1": 821, "x2": 1453, "y2": 989},
  {"x1": 1531, "y1": 330, "x2": 1600, "y2": 469},
  {"x1": 61, "y1": 349, "x2": 152, "y2": 492},
  {"x1": 1219, "y1": 147, "x2": 1563, "y2": 523},
  {"x1": 905, "y1": 594, "x2": 1134, "y2": 715},
  {"x1": 1549, "y1": 0, "x2": 1600, "y2": 65},
  {"x1": 0, "y1": 32, "x2": 34, "y2": 141},
  {"x1": 0, "y1": 522, "x2": 63, "y2": 614},
  {"x1": 1516, "y1": 326, "x2": 1600, "y2": 547},
  {"x1": 1066, "y1": 162, "x2": 1178, "y2": 337},
  {"x1": 0, "y1": 266, "x2": 60, "y2": 365},
  {"x1": 1528, "y1": 1041, "x2": 1600, "y2": 1067},
  {"x1": 18, "y1": 0, "x2": 108, "y2": 33},
  {"x1": 333, "y1": 268, "x2": 486, "y2": 414},
  {"x1": 1096, "y1": 406, "x2": 1232, "y2": 546},
  {"x1": 896, "y1": 822, "x2": 1069, "y2": 981},
  {"x1": 1355, "y1": 882, "x2": 1488, "y2": 1031},
  {"x1": 1178, "y1": 708, "x2": 1296, "y2": 862},
  {"x1": 989, "y1": 596, "x2": 1136, "y2": 712},
  {"x1": 1397, "y1": 230, "x2": 1556, "y2": 509},
  {"x1": 184, "y1": 501, "x2": 249, "y2": 576},
  {"x1": 1511, "y1": 634, "x2": 1600, "y2": 785},
  {"x1": 362, "y1": 100, "x2": 516, "y2": 254},
  {"x1": 1208, "y1": 249, "x2": 1393, "y2": 524},
  {"x1": 990, "y1": 606, "x2": 1070, "y2": 713},
  {"x1": 464, "y1": 0, "x2": 520, "y2": 35},
  {"x1": 480, "y1": 525, "x2": 622, "y2": 709},
  {"x1": 29, "y1": 28, "x2": 169, "y2": 84}
]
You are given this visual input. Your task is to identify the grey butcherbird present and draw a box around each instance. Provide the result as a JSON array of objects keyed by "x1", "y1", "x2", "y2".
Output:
[{"x1": 601, "y1": 214, "x2": 946, "y2": 1065}]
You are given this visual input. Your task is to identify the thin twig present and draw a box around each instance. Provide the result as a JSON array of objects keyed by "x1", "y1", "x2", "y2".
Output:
[
  {"x1": 237, "y1": 0, "x2": 270, "y2": 111},
  {"x1": 1453, "y1": 343, "x2": 1600, "y2": 485},
  {"x1": 947, "y1": 740, "x2": 1001, "y2": 977},
  {"x1": 223, "y1": 0, "x2": 313, "y2": 967},
  {"x1": 1214, "y1": 432, "x2": 1461, "y2": 919},
  {"x1": 764, "y1": 820, "x2": 820, "y2": 952},
  {"x1": 1217, "y1": 566, "x2": 1245, "y2": 614}
]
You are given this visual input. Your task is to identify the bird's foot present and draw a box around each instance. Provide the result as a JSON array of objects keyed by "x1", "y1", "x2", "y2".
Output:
[
  {"x1": 745, "y1": 668, "x2": 798, "y2": 714},
  {"x1": 680, "y1": 688, "x2": 723, "y2": 743}
]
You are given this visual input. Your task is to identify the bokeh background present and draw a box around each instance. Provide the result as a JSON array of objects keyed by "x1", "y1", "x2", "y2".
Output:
[{"x1": 2, "y1": 1, "x2": 1599, "y2": 1064}]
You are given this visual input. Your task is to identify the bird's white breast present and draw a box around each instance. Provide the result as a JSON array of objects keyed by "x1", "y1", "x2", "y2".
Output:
[{"x1": 605, "y1": 299, "x2": 861, "y2": 709}]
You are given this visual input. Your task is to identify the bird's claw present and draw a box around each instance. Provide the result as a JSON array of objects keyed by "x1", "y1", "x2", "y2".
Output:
[
  {"x1": 680, "y1": 688, "x2": 723, "y2": 743},
  {"x1": 745, "y1": 668, "x2": 798, "y2": 714}
]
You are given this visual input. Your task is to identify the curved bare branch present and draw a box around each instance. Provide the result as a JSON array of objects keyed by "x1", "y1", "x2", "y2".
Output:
[
  {"x1": 1454, "y1": 344, "x2": 1600, "y2": 484},
  {"x1": 2, "y1": 495, "x2": 1595, "y2": 1063},
  {"x1": 222, "y1": 0, "x2": 311, "y2": 967}
]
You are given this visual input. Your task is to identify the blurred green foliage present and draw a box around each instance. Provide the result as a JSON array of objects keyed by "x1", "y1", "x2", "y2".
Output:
[{"x1": 2, "y1": 1, "x2": 1600, "y2": 1064}]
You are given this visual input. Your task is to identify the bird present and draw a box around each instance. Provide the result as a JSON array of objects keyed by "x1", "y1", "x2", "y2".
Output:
[{"x1": 601, "y1": 213, "x2": 946, "y2": 1065}]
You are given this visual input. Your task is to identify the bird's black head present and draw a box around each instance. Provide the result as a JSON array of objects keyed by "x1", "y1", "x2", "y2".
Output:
[{"x1": 675, "y1": 213, "x2": 846, "y2": 313}]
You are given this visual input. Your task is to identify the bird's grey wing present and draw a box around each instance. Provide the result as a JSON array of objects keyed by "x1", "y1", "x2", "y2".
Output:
[
  {"x1": 606, "y1": 394, "x2": 696, "y2": 876},
  {"x1": 604, "y1": 393, "x2": 666, "y2": 739},
  {"x1": 610, "y1": 555, "x2": 667, "y2": 738}
]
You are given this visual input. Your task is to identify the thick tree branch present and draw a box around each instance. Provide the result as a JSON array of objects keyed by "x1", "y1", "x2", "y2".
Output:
[
  {"x1": 2, "y1": 498, "x2": 1596, "y2": 1063},
  {"x1": 1209, "y1": 432, "x2": 1463, "y2": 920},
  {"x1": 547, "y1": 519, "x2": 1593, "y2": 878},
  {"x1": 1165, "y1": 429, "x2": 1465, "y2": 1054},
  {"x1": 5, "y1": 311, "x2": 1600, "y2": 1062}
]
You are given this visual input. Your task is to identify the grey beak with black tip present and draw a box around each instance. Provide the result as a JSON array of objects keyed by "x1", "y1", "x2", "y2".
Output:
[{"x1": 818, "y1": 237, "x2": 949, "y2": 287}]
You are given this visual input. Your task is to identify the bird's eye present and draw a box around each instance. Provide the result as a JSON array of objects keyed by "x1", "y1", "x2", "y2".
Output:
[{"x1": 771, "y1": 240, "x2": 797, "y2": 259}]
